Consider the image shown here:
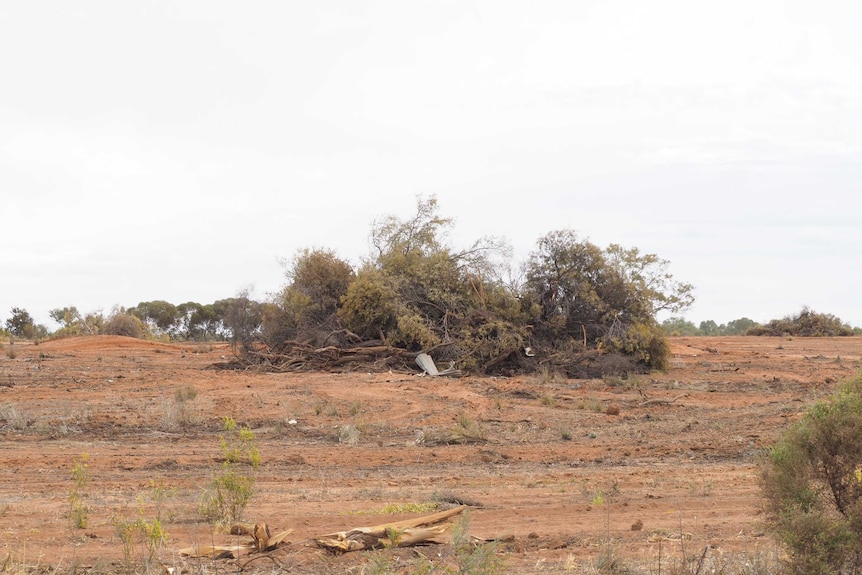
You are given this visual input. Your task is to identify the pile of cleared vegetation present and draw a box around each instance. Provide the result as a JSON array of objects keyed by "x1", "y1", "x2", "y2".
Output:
[
  {"x1": 248, "y1": 196, "x2": 694, "y2": 377},
  {"x1": 747, "y1": 306, "x2": 855, "y2": 337}
]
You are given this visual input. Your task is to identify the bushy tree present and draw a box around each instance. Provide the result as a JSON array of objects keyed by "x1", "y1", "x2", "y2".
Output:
[
  {"x1": 5, "y1": 307, "x2": 40, "y2": 339},
  {"x1": 660, "y1": 316, "x2": 700, "y2": 336},
  {"x1": 129, "y1": 301, "x2": 179, "y2": 335},
  {"x1": 175, "y1": 302, "x2": 223, "y2": 341},
  {"x1": 522, "y1": 230, "x2": 691, "y2": 372},
  {"x1": 699, "y1": 320, "x2": 720, "y2": 336},
  {"x1": 266, "y1": 248, "x2": 355, "y2": 345},
  {"x1": 761, "y1": 371, "x2": 862, "y2": 574},
  {"x1": 217, "y1": 291, "x2": 263, "y2": 353},
  {"x1": 725, "y1": 317, "x2": 758, "y2": 335},
  {"x1": 50, "y1": 306, "x2": 85, "y2": 336},
  {"x1": 49, "y1": 306, "x2": 102, "y2": 337}
]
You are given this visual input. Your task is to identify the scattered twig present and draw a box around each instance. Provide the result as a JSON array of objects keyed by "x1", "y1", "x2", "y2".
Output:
[{"x1": 637, "y1": 393, "x2": 689, "y2": 408}]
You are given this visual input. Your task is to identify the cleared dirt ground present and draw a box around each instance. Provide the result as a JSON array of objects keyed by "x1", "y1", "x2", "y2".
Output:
[{"x1": 1, "y1": 335, "x2": 861, "y2": 574}]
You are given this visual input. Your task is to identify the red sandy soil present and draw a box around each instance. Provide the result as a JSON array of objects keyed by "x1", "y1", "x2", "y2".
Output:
[{"x1": 1, "y1": 335, "x2": 860, "y2": 574}]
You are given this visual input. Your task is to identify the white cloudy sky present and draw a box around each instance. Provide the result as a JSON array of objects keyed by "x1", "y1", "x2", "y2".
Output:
[{"x1": 2, "y1": 1, "x2": 861, "y2": 329}]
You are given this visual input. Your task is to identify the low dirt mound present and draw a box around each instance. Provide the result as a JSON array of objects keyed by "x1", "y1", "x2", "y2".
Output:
[{"x1": 37, "y1": 335, "x2": 177, "y2": 352}]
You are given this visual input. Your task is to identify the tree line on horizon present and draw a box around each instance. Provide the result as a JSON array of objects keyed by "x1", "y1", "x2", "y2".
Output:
[
  {"x1": 663, "y1": 307, "x2": 860, "y2": 337},
  {"x1": 4, "y1": 304, "x2": 856, "y2": 345},
  {"x1": 3, "y1": 198, "x2": 859, "y2": 374}
]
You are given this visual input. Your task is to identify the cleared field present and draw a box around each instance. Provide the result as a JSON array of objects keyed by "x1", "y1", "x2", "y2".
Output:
[{"x1": 1, "y1": 335, "x2": 860, "y2": 573}]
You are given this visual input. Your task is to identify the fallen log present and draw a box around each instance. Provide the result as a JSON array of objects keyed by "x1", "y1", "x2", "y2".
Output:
[
  {"x1": 178, "y1": 523, "x2": 293, "y2": 559},
  {"x1": 315, "y1": 505, "x2": 468, "y2": 553}
]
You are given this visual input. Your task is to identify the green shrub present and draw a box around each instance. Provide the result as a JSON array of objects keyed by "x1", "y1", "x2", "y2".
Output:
[
  {"x1": 338, "y1": 269, "x2": 399, "y2": 340},
  {"x1": 200, "y1": 417, "x2": 260, "y2": 526},
  {"x1": 114, "y1": 515, "x2": 167, "y2": 570},
  {"x1": 761, "y1": 371, "x2": 862, "y2": 574},
  {"x1": 603, "y1": 322, "x2": 670, "y2": 371},
  {"x1": 103, "y1": 312, "x2": 147, "y2": 338}
]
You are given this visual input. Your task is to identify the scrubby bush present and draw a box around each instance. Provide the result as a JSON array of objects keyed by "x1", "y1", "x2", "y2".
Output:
[
  {"x1": 603, "y1": 321, "x2": 670, "y2": 371},
  {"x1": 761, "y1": 371, "x2": 862, "y2": 574},
  {"x1": 200, "y1": 417, "x2": 260, "y2": 526},
  {"x1": 749, "y1": 307, "x2": 853, "y2": 337},
  {"x1": 103, "y1": 311, "x2": 147, "y2": 338}
]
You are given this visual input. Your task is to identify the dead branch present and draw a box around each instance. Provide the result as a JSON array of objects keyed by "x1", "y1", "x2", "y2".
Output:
[{"x1": 637, "y1": 393, "x2": 689, "y2": 408}]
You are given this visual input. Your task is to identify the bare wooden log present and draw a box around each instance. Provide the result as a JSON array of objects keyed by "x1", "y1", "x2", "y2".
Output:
[{"x1": 315, "y1": 505, "x2": 467, "y2": 554}]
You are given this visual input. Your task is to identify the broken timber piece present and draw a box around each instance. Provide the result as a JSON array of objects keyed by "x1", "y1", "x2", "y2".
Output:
[
  {"x1": 415, "y1": 353, "x2": 462, "y2": 378},
  {"x1": 178, "y1": 523, "x2": 293, "y2": 558},
  {"x1": 315, "y1": 505, "x2": 467, "y2": 554}
]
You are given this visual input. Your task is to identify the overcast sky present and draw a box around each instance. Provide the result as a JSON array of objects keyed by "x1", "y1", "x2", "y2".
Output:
[{"x1": 2, "y1": 1, "x2": 861, "y2": 330}]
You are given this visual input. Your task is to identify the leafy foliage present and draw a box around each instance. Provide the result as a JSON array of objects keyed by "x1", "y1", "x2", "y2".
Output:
[{"x1": 761, "y1": 371, "x2": 862, "y2": 574}]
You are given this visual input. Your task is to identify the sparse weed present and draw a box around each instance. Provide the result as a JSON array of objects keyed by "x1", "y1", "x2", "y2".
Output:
[
  {"x1": 161, "y1": 385, "x2": 200, "y2": 431},
  {"x1": 448, "y1": 413, "x2": 488, "y2": 444},
  {"x1": 69, "y1": 453, "x2": 90, "y2": 529},
  {"x1": 199, "y1": 417, "x2": 259, "y2": 526},
  {"x1": 603, "y1": 375, "x2": 627, "y2": 387},
  {"x1": 418, "y1": 414, "x2": 489, "y2": 446},
  {"x1": 580, "y1": 397, "x2": 604, "y2": 413},
  {"x1": 539, "y1": 394, "x2": 557, "y2": 408},
  {"x1": 689, "y1": 480, "x2": 713, "y2": 497},
  {"x1": 0, "y1": 404, "x2": 32, "y2": 431},
  {"x1": 174, "y1": 385, "x2": 198, "y2": 402},
  {"x1": 346, "y1": 502, "x2": 441, "y2": 515},
  {"x1": 339, "y1": 424, "x2": 361, "y2": 445},
  {"x1": 536, "y1": 364, "x2": 553, "y2": 384},
  {"x1": 5, "y1": 346, "x2": 16, "y2": 359}
]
